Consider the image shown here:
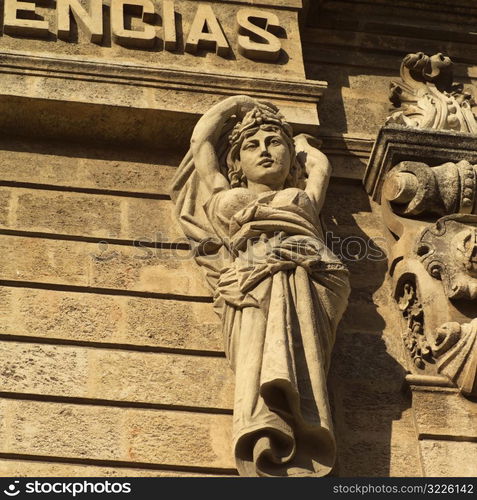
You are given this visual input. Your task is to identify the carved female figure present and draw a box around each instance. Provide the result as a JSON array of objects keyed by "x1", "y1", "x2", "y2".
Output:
[{"x1": 171, "y1": 96, "x2": 350, "y2": 476}]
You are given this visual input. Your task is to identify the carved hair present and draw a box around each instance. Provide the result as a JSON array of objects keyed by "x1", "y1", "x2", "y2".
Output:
[{"x1": 225, "y1": 105, "x2": 302, "y2": 189}]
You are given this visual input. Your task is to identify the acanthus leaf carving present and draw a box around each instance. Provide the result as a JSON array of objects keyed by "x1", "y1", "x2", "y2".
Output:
[
  {"x1": 397, "y1": 280, "x2": 431, "y2": 369},
  {"x1": 430, "y1": 319, "x2": 477, "y2": 397},
  {"x1": 386, "y1": 52, "x2": 477, "y2": 133}
]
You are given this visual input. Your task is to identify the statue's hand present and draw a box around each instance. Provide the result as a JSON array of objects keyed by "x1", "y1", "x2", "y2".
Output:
[
  {"x1": 222, "y1": 95, "x2": 279, "y2": 120},
  {"x1": 294, "y1": 134, "x2": 327, "y2": 176},
  {"x1": 220, "y1": 95, "x2": 260, "y2": 119},
  {"x1": 294, "y1": 133, "x2": 323, "y2": 151}
]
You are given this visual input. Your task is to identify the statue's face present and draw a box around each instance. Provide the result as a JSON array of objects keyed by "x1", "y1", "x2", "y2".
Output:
[{"x1": 237, "y1": 128, "x2": 291, "y2": 189}]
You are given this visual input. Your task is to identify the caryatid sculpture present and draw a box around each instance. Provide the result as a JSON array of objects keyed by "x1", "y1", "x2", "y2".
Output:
[{"x1": 171, "y1": 96, "x2": 350, "y2": 477}]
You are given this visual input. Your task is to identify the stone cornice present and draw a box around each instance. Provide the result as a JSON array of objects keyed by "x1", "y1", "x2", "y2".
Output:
[
  {"x1": 0, "y1": 50, "x2": 327, "y2": 147},
  {"x1": 207, "y1": 0, "x2": 303, "y2": 10},
  {"x1": 0, "y1": 50, "x2": 326, "y2": 104}
]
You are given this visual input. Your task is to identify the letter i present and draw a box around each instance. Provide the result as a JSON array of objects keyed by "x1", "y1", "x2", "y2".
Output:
[{"x1": 163, "y1": 0, "x2": 176, "y2": 50}]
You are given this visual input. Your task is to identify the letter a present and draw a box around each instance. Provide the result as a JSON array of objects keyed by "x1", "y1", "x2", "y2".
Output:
[{"x1": 185, "y1": 4, "x2": 230, "y2": 57}]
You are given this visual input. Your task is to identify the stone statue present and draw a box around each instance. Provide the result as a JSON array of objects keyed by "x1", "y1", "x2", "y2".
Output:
[{"x1": 171, "y1": 95, "x2": 350, "y2": 477}]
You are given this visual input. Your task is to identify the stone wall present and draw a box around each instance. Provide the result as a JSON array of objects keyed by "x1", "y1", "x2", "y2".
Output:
[
  {"x1": 0, "y1": 137, "x2": 236, "y2": 476},
  {"x1": 303, "y1": 0, "x2": 477, "y2": 476},
  {"x1": 0, "y1": 0, "x2": 475, "y2": 477}
]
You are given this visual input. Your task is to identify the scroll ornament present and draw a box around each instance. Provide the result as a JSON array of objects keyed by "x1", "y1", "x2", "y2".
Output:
[
  {"x1": 386, "y1": 52, "x2": 477, "y2": 133},
  {"x1": 170, "y1": 96, "x2": 350, "y2": 476}
]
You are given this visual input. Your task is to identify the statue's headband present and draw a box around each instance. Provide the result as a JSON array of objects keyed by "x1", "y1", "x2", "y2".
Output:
[{"x1": 228, "y1": 105, "x2": 294, "y2": 148}]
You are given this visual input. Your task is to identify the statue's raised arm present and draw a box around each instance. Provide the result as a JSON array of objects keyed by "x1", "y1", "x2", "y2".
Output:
[{"x1": 190, "y1": 95, "x2": 265, "y2": 193}]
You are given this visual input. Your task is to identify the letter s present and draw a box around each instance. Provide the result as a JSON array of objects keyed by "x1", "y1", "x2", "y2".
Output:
[
  {"x1": 122, "y1": 483, "x2": 132, "y2": 493},
  {"x1": 236, "y1": 9, "x2": 281, "y2": 61}
]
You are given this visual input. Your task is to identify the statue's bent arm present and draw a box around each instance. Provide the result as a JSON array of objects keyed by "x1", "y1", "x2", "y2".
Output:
[
  {"x1": 295, "y1": 133, "x2": 332, "y2": 214},
  {"x1": 191, "y1": 95, "x2": 256, "y2": 193}
]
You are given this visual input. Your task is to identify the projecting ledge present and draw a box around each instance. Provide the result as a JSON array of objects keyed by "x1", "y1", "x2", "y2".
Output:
[{"x1": 0, "y1": 51, "x2": 327, "y2": 147}]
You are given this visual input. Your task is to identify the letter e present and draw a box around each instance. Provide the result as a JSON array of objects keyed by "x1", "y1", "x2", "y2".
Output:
[{"x1": 4, "y1": 0, "x2": 49, "y2": 37}]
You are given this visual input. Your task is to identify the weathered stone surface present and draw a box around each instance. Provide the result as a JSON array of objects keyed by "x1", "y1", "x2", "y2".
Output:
[
  {"x1": 0, "y1": 187, "x2": 182, "y2": 241},
  {"x1": 90, "y1": 245, "x2": 209, "y2": 296},
  {"x1": 93, "y1": 350, "x2": 233, "y2": 409},
  {"x1": 0, "y1": 342, "x2": 233, "y2": 409},
  {"x1": 13, "y1": 189, "x2": 122, "y2": 238},
  {"x1": 0, "y1": 399, "x2": 234, "y2": 469},
  {"x1": 322, "y1": 183, "x2": 389, "y2": 292},
  {"x1": 0, "y1": 343, "x2": 89, "y2": 397},
  {"x1": 332, "y1": 380, "x2": 419, "y2": 476},
  {"x1": 341, "y1": 286, "x2": 396, "y2": 334},
  {"x1": 336, "y1": 425, "x2": 421, "y2": 477},
  {"x1": 9, "y1": 287, "x2": 121, "y2": 343},
  {"x1": 323, "y1": 182, "x2": 373, "y2": 228},
  {"x1": 0, "y1": 459, "x2": 225, "y2": 477},
  {"x1": 420, "y1": 440, "x2": 477, "y2": 477},
  {"x1": 412, "y1": 388, "x2": 477, "y2": 440},
  {"x1": 0, "y1": 139, "x2": 179, "y2": 195},
  {"x1": 0, "y1": 236, "x2": 210, "y2": 296},
  {"x1": 0, "y1": 287, "x2": 222, "y2": 351},
  {"x1": 2, "y1": 400, "x2": 124, "y2": 461},
  {"x1": 125, "y1": 409, "x2": 234, "y2": 468},
  {"x1": 0, "y1": 190, "x2": 10, "y2": 226},
  {"x1": 330, "y1": 331, "x2": 406, "y2": 388},
  {"x1": 340, "y1": 383, "x2": 409, "y2": 435},
  {"x1": 126, "y1": 198, "x2": 181, "y2": 242},
  {"x1": 123, "y1": 296, "x2": 221, "y2": 351},
  {"x1": 0, "y1": 236, "x2": 89, "y2": 286}
]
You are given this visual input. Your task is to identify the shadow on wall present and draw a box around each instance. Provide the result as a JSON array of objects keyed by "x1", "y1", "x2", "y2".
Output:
[{"x1": 321, "y1": 179, "x2": 412, "y2": 477}]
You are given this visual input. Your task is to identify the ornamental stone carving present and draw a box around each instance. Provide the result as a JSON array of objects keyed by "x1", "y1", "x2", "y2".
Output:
[
  {"x1": 170, "y1": 96, "x2": 350, "y2": 477},
  {"x1": 365, "y1": 53, "x2": 477, "y2": 399},
  {"x1": 370, "y1": 156, "x2": 477, "y2": 397},
  {"x1": 387, "y1": 52, "x2": 477, "y2": 133},
  {"x1": 383, "y1": 160, "x2": 477, "y2": 217},
  {"x1": 416, "y1": 215, "x2": 477, "y2": 300}
]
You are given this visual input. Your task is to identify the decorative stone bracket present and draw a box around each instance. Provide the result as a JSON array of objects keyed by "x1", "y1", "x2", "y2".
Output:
[{"x1": 364, "y1": 53, "x2": 477, "y2": 399}]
